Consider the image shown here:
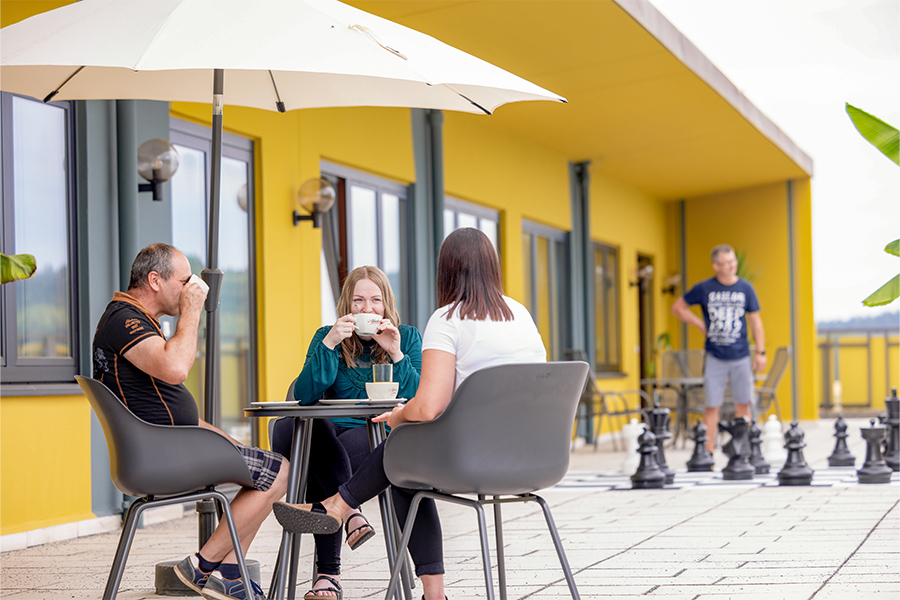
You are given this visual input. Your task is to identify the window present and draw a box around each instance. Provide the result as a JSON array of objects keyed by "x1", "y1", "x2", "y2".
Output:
[
  {"x1": 1, "y1": 93, "x2": 78, "y2": 384},
  {"x1": 443, "y1": 197, "x2": 499, "y2": 250},
  {"x1": 593, "y1": 241, "x2": 621, "y2": 372},
  {"x1": 322, "y1": 163, "x2": 409, "y2": 316},
  {"x1": 169, "y1": 118, "x2": 257, "y2": 445},
  {"x1": 522, "y1": 221, "x2": 569, "y2": 360}
]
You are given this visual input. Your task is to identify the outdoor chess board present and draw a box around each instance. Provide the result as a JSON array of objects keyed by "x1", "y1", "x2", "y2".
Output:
[{"x1": 556, "y1": 467, "x2": 900, "y2": 490}]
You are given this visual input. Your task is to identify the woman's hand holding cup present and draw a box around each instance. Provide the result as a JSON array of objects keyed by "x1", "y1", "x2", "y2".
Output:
[{"x1": 322, "y1": 314, "x2": 356, "y2": 349}]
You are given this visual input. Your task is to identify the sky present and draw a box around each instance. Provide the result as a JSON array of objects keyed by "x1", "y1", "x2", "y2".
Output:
[{"x1": 650, "y1": 0, "x2": 900, "y2": 323}]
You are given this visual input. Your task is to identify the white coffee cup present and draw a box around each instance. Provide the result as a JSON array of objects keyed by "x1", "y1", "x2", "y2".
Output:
[
  {"x1": 354, "y1": 313, "x2": 380, "y2": 338},
  {"x1": 189, "y1": 273, "x2": 210, "y2": 294}
]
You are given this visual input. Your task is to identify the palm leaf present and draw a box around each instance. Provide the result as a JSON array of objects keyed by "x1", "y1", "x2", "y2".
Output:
[
  {"x1": 863, "y1": 274, "x2": 899, "y2": 307},
  {"x1": 886, "y1": 239, "x2": 900, "y2": 257},
  {"x1": 0, "y1": 253, "x2": 37, "y2": 284},
  {"x1": 846, "y1": 103, "x2": 899, "y2": 165}
]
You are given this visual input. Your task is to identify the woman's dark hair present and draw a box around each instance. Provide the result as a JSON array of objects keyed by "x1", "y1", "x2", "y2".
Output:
[
  {"x1": 437, "y1": 228, "x2": 513, "y2": 321},
  {"x1": 128, "y1": 243, "x2": 176, "y2": 291}
]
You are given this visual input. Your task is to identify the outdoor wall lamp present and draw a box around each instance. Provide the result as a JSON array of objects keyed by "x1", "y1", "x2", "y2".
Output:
[
  {"x1": 661, "y1": 273, "x2": 682, "y2": 295},
  {"x1": 293, "y1": 178, "x2": 336, "y2": 228},
  {"x1": 137, "y1": 139, "x2": 180, "y2": 201},
  {"x1": 629, "y1": 264, "x2": 654, "y2": 287}
]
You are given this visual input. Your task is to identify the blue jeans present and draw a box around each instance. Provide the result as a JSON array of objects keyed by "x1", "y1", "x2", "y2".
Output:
[{"x1": 271, "y1": 418, "x2": 444, "y2": 577}]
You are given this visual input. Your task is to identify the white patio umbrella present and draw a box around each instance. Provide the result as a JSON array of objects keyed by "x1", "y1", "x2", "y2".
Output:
[{"x1": 0, "y1": 0, "x2": 564, "y2": 429}]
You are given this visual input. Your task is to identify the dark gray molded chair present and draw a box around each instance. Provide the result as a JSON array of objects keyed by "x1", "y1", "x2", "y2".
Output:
[
  {"x1": 382, "y1": 361, "x2": 589, "y2": 600},
  {"x1": 76, "y1": 376, "x2": 256, "y2": 600}
]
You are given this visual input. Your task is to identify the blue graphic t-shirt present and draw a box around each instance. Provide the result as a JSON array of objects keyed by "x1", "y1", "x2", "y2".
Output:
[{"x1": 683, "y1": 277, "x2": 760, "y2": 360}]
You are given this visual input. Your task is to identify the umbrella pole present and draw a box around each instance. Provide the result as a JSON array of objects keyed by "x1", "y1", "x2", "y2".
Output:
[{"x1": 200, "y1": 68, "x2": 225, "y2": 546}]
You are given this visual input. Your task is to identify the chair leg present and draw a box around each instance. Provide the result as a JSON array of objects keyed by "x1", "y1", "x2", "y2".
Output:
[
  {"x1": 211, "y1": 492, "x2": 253, "y2": 600},
  {"x1": 385, "y1": 494, "x2": 423, "y2": 600},
  {"x1": 493, "y1": 498, "x2": 507, "y2": 600},
  {"x1": 102, "y1": 497, "x2": 149, "y2": 600},
  {"x1": 534, "y1": 495, "x2": 580, "y2": 600}
]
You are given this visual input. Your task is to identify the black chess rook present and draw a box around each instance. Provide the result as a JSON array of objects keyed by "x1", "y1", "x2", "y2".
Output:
[
  {"x1": 883, "y1": 388, "x2": 899, "y2": 472},
  {"x1": 778, "y1": 421, "x2": 814, "y2": 486},
  {"x1": 827, "y1": 415, "x2": 856, "y2": 467},
  {"x1": 858, "y1": 418, "x2": 893, "y2": 484}
]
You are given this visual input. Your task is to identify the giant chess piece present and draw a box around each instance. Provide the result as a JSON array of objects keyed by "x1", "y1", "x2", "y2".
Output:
[
  {"x1": 748, "y1": 420, "x2": 770, "y2": 474},
  {"x1": 621, "y1": 417, "x2": 642, "y2": 474},
  {"x1": 827, "y1": 415, "x2": 856, "y2": 467},
  {"x1": 858, "y1": 418, "x2": 893, "y2": 484},
  {"x1": 763, "y1": 414, "x2": 786, "y2": 465},
  {"x1": 631, "y1": 427, "x2": 666, "y2": 489},
  {"x1": 719, "y1": 417, "x2": 755, "y2": 480},
  {"x1": 778, "y1": 421, "x2": 814, "y2": 486},
  {"x1": 644, "y1": 403, "x2": 675, "y2": 484},
  {"x1": 686, "y1": 418, "x2": 715, "y2": 472},
  {"x1": 883, "y1": 388, "x2": 899, "y2": 472}
]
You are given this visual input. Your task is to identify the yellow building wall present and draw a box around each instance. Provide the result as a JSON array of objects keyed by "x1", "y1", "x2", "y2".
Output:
[
  {"x1": 442, "y1": 112, "x2": 571, "y2": 303},
  {"x1": 0, "y1": 395, "x2": 94, "y2": 535}
]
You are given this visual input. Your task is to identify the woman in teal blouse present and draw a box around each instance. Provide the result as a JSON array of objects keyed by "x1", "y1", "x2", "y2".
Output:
[{"x1": 271, "y1": 265, "x2": 423, "y2": 600}]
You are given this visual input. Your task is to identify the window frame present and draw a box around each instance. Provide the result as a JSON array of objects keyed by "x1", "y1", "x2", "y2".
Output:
[
  {"x1": 0, "y1": 92, "x2": 80, "y2": 385},
  {"x1": 522, "y1": 220, "x2": 570, "y2": 361},
  {"x1": 592, "y1": 240, "x2": 622, "y2": 373},
  {"x1": 443, "y1": 196, "x2": 501, "y2": 251},
  {"x1": 321, "y1": 161, "x2": 410, "y2": 314}
]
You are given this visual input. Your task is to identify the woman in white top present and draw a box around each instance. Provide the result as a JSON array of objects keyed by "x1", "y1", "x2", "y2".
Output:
[{"x1": 274, "y1": 228, "x2": 546, "y2": 600}]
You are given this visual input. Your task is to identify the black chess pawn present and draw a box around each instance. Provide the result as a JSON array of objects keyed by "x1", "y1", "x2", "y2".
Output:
[
  {"x1": 686, "y1": 419, "x2": 715, "y2": 472},
  {"x1": 827, "y1": 415, "x2": 856, "y2": 467},
  {"x1": 631, "y1": 426, "x2": 667, "y2": 489},
  {"x1": 748, "y1": 420, "x2": 770, "y2": 474},
  {"x1": 778, "y1": 421, "x2": 814, "y2": 486},
  {"x1": 883, "y1": 388, "x2": 899, "y2": 472},
  {"x1": 643, "y1": 403, "x2": 675, "y2": 484},
  {"x1": 719, "y1": 417, "x2": 755, "y2": 480},
  {"x1": 858, "y1": 418, "x2": 893, "y2": 484}
]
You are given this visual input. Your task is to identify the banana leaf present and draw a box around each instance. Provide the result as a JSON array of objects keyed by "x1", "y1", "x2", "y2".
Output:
[
  {"x1": 0, "y1": 253, "x2": 37, "y2": 284},
  {"x1": 846, "y1": 103, "x2": 899, "y2": 165}
]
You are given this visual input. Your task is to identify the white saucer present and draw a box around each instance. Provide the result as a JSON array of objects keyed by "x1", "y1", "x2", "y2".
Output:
[
  {"x1": 250, "y1": 401, "x2": 299, "y2": 408},
  {"x1": 319, "y1": 398, "x2": 403, "y2": 407}
]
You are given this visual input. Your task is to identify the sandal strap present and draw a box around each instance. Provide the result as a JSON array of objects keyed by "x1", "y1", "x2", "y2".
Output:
[
  {"x1": 343, "y1": 511, "x2": 370, "y2": 536},
  {"x1": 305, "y1": 574, "x2": 342, "y2": 599}
]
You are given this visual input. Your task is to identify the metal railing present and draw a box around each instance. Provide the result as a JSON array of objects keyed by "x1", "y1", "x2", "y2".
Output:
[{"x1": 819, "y1": 328, "x2": 899, "y2": 409}]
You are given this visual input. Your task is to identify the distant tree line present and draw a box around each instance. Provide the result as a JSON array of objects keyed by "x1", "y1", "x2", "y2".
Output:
[{"x1": 817, "y1": 311, "x2": 900, "y2": 332}]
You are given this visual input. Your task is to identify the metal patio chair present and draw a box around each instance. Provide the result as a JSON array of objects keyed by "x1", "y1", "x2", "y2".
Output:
[
  {"x1": 381, "y1": 361, "x2": 589, "y2": 600},
  {"x1": 76, "y1": 376, "x2": 255, "y2": 600}
]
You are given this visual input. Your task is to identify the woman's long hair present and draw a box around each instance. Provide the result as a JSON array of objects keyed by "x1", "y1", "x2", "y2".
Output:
[
  {"x1": 437, "y1": 228, "x2": 513, "y2": 321},
  {"x1": 336, "y1": 266, "x2": 400, "y2": 367}
]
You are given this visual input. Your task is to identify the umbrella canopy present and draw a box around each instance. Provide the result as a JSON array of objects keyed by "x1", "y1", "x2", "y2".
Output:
[{"x1": 0, "y1": 0, "x2": 565, "y2": 113}]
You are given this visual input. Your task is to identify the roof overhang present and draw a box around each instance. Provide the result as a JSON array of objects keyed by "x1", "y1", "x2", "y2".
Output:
[{"x1": 349, "y1": 0, "x2": 813, "y2": 200}]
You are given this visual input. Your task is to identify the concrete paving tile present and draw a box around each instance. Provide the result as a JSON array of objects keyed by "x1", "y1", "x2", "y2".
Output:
[
  {"x1": 687, "y1": 583, "x2": 822, "y2": 599},
  {"x1": 812, "y1": 582, "x2": 900, "y2": 597}
]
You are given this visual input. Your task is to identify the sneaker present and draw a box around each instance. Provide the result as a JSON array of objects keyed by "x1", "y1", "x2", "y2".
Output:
[
  {"x1": 200, "y1": 571, "x2": 265, "y2": 600},
  {"x1": 174, "y1": 554, "x2": 212, "y2": 594}
]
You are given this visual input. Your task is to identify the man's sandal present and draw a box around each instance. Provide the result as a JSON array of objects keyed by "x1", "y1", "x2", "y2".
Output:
[
  {"x1": 273, "y1": 502, "x2": 341, "y2": 535},
  {"x1": 345, "y1": 511, "x2": 376, "y2": 550},
  {"x1": 304, "y1": 574, "x2": 342, "y2": 600}
]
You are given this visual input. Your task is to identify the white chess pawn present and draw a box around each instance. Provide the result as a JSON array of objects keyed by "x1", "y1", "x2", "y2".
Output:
[
  {"x1": 622, "y1": 417, "x2": 642, "y2": 474},
  {"x1": 763, "y1": 414, "x2": 786, "y2": 465}
]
